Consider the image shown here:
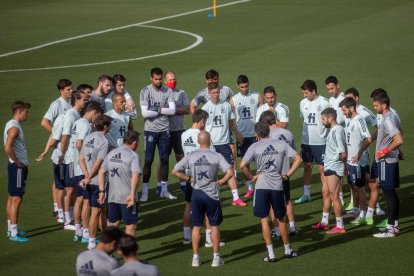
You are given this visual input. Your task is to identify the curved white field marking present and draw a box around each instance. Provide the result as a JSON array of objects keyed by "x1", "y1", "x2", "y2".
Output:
[
  {"x1": 0, "y1": 25, "x2": 203, "y2": 73},
  {"x1": 0, "y1": 0, "x2": 251, "y2": 73}
]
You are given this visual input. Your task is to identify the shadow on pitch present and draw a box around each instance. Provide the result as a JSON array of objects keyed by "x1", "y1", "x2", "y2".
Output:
[{"x1": 25, "y1": 223, "x2": 63, "y2": 238}]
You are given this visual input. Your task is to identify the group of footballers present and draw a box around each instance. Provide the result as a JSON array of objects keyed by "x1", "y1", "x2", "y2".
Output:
[{"x1": 3, "y1": 68, "x2": 403, "y2": 272}]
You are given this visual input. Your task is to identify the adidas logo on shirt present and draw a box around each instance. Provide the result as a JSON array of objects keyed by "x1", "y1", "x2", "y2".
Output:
[
  {"x1": 183, "y1": 136, "x2": 196, "y2": 147},
  {"x1": 195, "y1": 155, "x2": 210, "y2": 166},
  {"x1": 79, "y1": 261, "x2": 94, "y2": 274},
  {"x1": 262, "y1": 145, "x2": 277, "y2": 156},
  {"x1": 85, "y1": 138, "x2": 95, "y2": 148},
  {"x1": 110, "y1": 152, "x2": 122, "y2": 163}
]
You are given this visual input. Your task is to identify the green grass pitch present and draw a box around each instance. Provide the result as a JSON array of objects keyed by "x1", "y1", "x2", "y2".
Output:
[{"x1": 0, "y1": 0, "x2": 414, "y2": 275}]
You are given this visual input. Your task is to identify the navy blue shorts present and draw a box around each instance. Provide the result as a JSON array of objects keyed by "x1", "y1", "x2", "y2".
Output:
[
  {"x1": 53, "y1": 163, "x2": 66, "y2": 190},
  {"x1": 169, "y1": 130, "x2": 184, "y2": 156},
  {"x1": 74, "y1": 175, "x2": 85, "y2": 197},
  {"x1": 301, "y1": 144, "x2": 326, "y2": 165},
  {"x1": 85, "y1": 185, "x2": 105, "y2": 208},
  {"x1": 253, "y1": 189, "x2": 286, "y2": 219},
  {"x1": 8, "y1": 162, "x2": 28, "y2": 196},
  {"x1": 282, "y1": 179, "x2": 291, "y2": 201},
  {"x1": 64, "y1": 162, "x2": 76, "y2": 187},
  {"x1": 347, "y1": 164, "x2": 369, "y2": 187},
  {"x1": 144, "y1": 130, "x2": 171, "y2": 162},
  {"x1": 370, "y1": 160, "x2": 378, "y2": 180},
  {"x1": 184, "y1": 180, "x2": 193, "y2": 203},
  {"x1": 324, "y1": 169, "x2": 342, "y2": 178},
  {"x1": 108, "y1": 202, "x2": 138, "y2": 225},
  {"x1": 191, "y1": 189, "x2": 222, "y2": 227},
  {"x1": 378, "y1": 160, "x2": 400, "y2": 190},
  {"x1": 214, "y1": 144, "x2": 234, "y2": 165},
  {"x1": 237, "y1": 136, "x2": 256, "y2": 157}
]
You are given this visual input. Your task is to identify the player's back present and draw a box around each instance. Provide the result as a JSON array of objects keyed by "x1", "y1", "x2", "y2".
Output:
[
  {"x1": 110, "y1": 260, "x2": 160, "y2": 276},
  {"x1": 76, "y1": 249, "x2": 118, "y2": 276}
]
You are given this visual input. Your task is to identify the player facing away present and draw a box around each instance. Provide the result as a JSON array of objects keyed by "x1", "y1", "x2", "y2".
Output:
[
  {"x1": 317, "y1": 108, "x2": 347, "y2": 234},
  {"x1": 139, "y1": 67, "x2": 176, "y2": 201},
  {"x1": 98, "y1": 130, "x2": 142, "y2": 236},
  {"x1": 255, "y1": 85, "x2": 290, "y2": 128},
  {"x1": 230, "y1": 74, "x2": 263, "y2": 198},
  {"x1": 295, "y1": 80, "x2": 330, "y2": 204},
  {"x1": 240, "y1": 121, "x2": 302, "y2": 262},
  {"x1": 79, "y1": 114, "x2": 112, "y2": 250},
  {"x1": 173, "y1": 131, "x2": 233, "y2": 267},
  {"x1": 371, "y1": 90, "x2": 403, "y2": 238},
  {"x1": 340, "y1": 97, "x2": 372, "y2": 226},
  {"x1": 111, "y1": 234, "x2": 160, "y2": 276},
  {"x1": 76, "y1": 226, "x2": 124, "y2": 276},
  {"x1": 4, "y1": 101, "x2": 31, "y2": 242},
  {"x1": 202, "y1": 82, "x2": 247, "y2": 207}
]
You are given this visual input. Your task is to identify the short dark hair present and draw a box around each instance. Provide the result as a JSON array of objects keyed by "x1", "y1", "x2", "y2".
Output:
[
  {"x1": 325, "y1": 76, "x2": 338, "y2": 85},
  {"x1": 71, "y1": 90, "x2": 86, "y2": 106},
  {"x1": 373, "y1": 92, "x2": 390, "y2": 107},
  {"x1": 237, "y1": 75, "x2": 249, "y2": 85},
  {"x1": 11, "y1": 101, "x2": 31, "y2": 114},
  {"x1": 339, "y1": 97, "x2": 356, "y2": 109},
  {"x1": 93, "y1": 114, "x2": 112, "y2": 131},
  {"x1": 205, "y1": 69, "x2": 219, "y2": 80},
  {"x1": 255, "y1": 121, "x2": 270, "y2": 138},
  {"x1": 100, "y1": 226, "x2": 124, "y2": 245},
  {"x1": 151, "y1": 67, "x2": 163, "y2": 77},
  {"x1": 259, "y1": 110, "x2": 276, "y2": 126},
  {"x1": 321, "y1": 107, "x2": 337, "y2": 120},
  {"x1": 77, "y1": 83, "x2": 93, "y2": 91},
  {"x1": 263, "y1": 86, "x2": 276, "y2": 95},
  {"x1": 370, "y1": 88, "x2": 388, "y2": 99},
  {"x1": 344, "y1": 87, "x2": 359, "y2": 98},
  {"x1": 57, "y1": 79, "x2": 72, "y2": 91},
  {"x1": 98, "y1": 74, "x2": 113, "y2": 83},
  {"x1": 123, "y1": 130, "x2": 140, "y2": 145},
  {"x1": 117, "y1": 234, "x2": 139, "y2": 257},
  {"x1": 192, "y1": 109, "x2": 209, "y2": 123},
  {"x1": 301, "y1": 80, "x2": 317, "y2": 92},
  {"x1": 83, "y1": 101, "x2": 103, "y2": 115},
  {"x1": 112, "y1": 74, "x2": 126, "y2": 84},
  {"x1": 208, "y1": 82, "x2": 219, "y2": 91}
]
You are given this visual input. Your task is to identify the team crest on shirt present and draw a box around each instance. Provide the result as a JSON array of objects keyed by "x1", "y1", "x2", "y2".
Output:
[
  {"x1": 317, "y1": 104, "x2": 323, "y2": 112},
  {"x1": 351, "y1": 125, "x2": 355, "y2": 132}
]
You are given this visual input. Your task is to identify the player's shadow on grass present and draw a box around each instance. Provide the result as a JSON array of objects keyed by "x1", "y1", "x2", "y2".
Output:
[{"x1": 25, "y1": 223, "x2": 63, "y2": 238}]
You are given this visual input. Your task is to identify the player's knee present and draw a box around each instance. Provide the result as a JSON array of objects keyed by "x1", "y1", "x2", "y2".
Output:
[{"x1": 144, "y1": 158, "x2": 154, "y2": 167}]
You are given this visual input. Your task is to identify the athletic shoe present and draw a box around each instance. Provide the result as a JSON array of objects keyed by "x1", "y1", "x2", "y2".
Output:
[
  {"x1": 289, "y1": 227, "x2": 299, "y2": 236},
  {"x1": 379, "y1": 227, "x2": 400, "y2": 235},
  {"x1": 263, "y1": 256, "x2": 277, "y2": 263},
  {"x1": 365, "y1": 217, "x2": 374, "y2": 225},
  {"x1": 7, "y1": 230, "x2": 26, "y2": 237},
  {"x1": 243, "y1": 189, "x2": 254, "y2": 198},
  {"x1": 312, "y1": 222, "x2": 330, "y2": 230},
  {"x1": 73, "y1": 235, "x2": 82, "y2": 242},
  {"x1": 284, "y1": 250, "x2": 300, "y2": 258},
  {"x1": 376, "y1": 208, "x2": 386, "y2": 216},
  {"x1": 376, "y1": 219, "x2": 388, "y2": 228},
  {"x1": 52, "y1": 210, "x2": 58, "y2": 217},
  {"x1": 140, "y1": 192, "x2": 148, "y2": 202},
  {"x1": 326, "y1": 226, "x2": 346, "y2": 234},
  {"x1": 351, "y1": 217, "x2": 367, "y2": 226},
  {"x1": 64, "y1": 222, "x2": 76, "y2": 231},
  {"x1": 232, "y1": 198, "x2": 247, "y2": 207},
  {"x1": 180, "y1": 185, "x2": 186, "y2": 193},
  {"x1": 81, "y1": 237, "x2": 89, "y2": 244},
  {"x1": 373, "y1": 230, "x2": 395, "y2": 238},
  {"x1": 87, "y1": 239, "x2": 99, "y2": 250},
  {"x1": 9, "y1": 234, "x2": 29, "y2": 242},
  {"x1": 160, "y1": 191, "x2": 177, "y2": 200},
  {"x1": 271, "y1": 229, "x2": 280, "y2": 240},
  {"x1": 57, "y1": 217, "x2": 64, "y2": 224},
  {"x1": 211, "y1": 256, "x2": 224, "y2": 267},
  {"x1": 205, "y1": 241, "x2": 225, "y2": 248},
  {"x1": 294, "y1": 195, "x2": 311, "y2": 204},
  {"x1": 192, "y1": 256, "x2": 201, "y2": 267},
  {"x1": 182, "y1": 238, "x2": 191, "y2": 245},
  {"x1": 346, "y1": 208, "x2": 360, "y2": 217},
  {"x1": 344, "y1": 202, "x2": 354, "y2": 211}
]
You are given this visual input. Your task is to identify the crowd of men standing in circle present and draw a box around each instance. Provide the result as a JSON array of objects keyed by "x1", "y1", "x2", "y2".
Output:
[{"x1": 4, "y1": 68, "x2": 403, "y2": 273}]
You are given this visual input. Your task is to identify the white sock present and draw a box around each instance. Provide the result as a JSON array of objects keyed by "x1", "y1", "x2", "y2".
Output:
[
  {"x1": 359, "y1": 210, "x2": 366, "y2": 218},
  {"x1": 161, "y1": 181, "x2": 168, "y2": 193},
  {"x1": 321, "y1": 212, "x2": 329, "y2": 225},
  {"x1": 394, "y1": 220, "x2": 399, "y2": 227},
  {"x1": 339, "y1": 192, "x2": 343, "y2": 202},
  {"x1": 266, "y1": 244, "x2": 275, "y2": 259},
  {"x1": 58, "y1": 209, "x2": 64, "y2": 219},
  {"x1": 289, "y1": 221, "x2": 296, "y2": 230},
  {"x1": 7, "y1": 220, "x2": 11, "y2": 232},
  {"x1": 184, "y1": 227, "x2": 191, "y2": 239},
  {"x1": 336, "y1": 217, "x2": 344, "y2": 229},
  {"x1": 350, "y1": 195, "x2": 354, "y2": 204},
  {"x1": 193, "y1": 254, "x2": 199, "y2": 259},
  {"x1": 231, "y1": 189, "x2": 240, "y2": 201},
  {"x1": 213, "y1": 252, "x2": 220, "y2": 259},
  {"x1": 75, "y1": 224, "x2": 82, "y2": 236},
  {"x1": 10, "y1": 224, "x2": 17, "y2": 237},
  {"x1": 304, "y1": 185, "x2": 311, "y2": 196},
  {"x1": 82, "y1": 228, "x2": 89, "y2": 239},
  {"x1": 284, "y1": 243, "x2": 292, "y2": 255},
  {"x1": 376, "y1": 202, "x2": 381, "y2": 209},
  {"x1": 69, "y1": 207, "x2": 74, "y2": 221},
  {"x1": 142, "y1": 183, "x2": 149, "y2": 193},
  {"x1": 88, "y1": 237, "x2": 96, "y2": 249},
  {"x1": 386, "y1": 224, "x2": 394, "y2": 233},
  {"x1": 366, "y1": 207, "x2": 374, "y2": 219},
  {"x1": 53, "y1": 202, "x2": 58, "y2": 212},
  {"x1": 64, "y1": 212, "x2": 71, "y2": 224},
  {"x1": 245, "y1": 181, "x2": 253, "y2": 191},
  {"x1": 206, "y1": 229, "x2": 212, "y2": 243}
]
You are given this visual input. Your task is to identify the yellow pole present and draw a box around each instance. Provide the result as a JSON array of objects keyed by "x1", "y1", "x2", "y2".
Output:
[{"x1": 213, "y1": 0, "x2": 217, "y2": 17}]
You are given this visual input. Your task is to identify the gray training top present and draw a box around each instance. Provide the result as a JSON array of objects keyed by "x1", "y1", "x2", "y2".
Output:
[
  {"x1": 76, "y1": 249, "x2": 119, "y2": 276},
  {"x1": 111, "y1": 260, "x2": 160, "y2": 276},
  {"x1": 375, "y1": 111, "x2": 401, "y2": 163},
  {"x1": 80, "y1": 131, "x2": 109, "y2": 185},
  {"x1": 269, "y1": 127, "x2": 296, "y2": 174}
]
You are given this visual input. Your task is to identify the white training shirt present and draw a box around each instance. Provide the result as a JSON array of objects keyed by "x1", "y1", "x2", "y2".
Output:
[
  {"x1": 300, "y1": 95, "x2": 330, "y2": 145},
  {"x1": 345, "y1": 114, "x2": 371, "y2": 166},
  {"x1": 256, "y1": 102, "x2": 290, "y2": 123},
  {"x1": 232, "y1": 91, "x2": 260, "y2": 137},
  {"x1": 202, "y1": 100, "x2": 235, "y2": 145}
]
